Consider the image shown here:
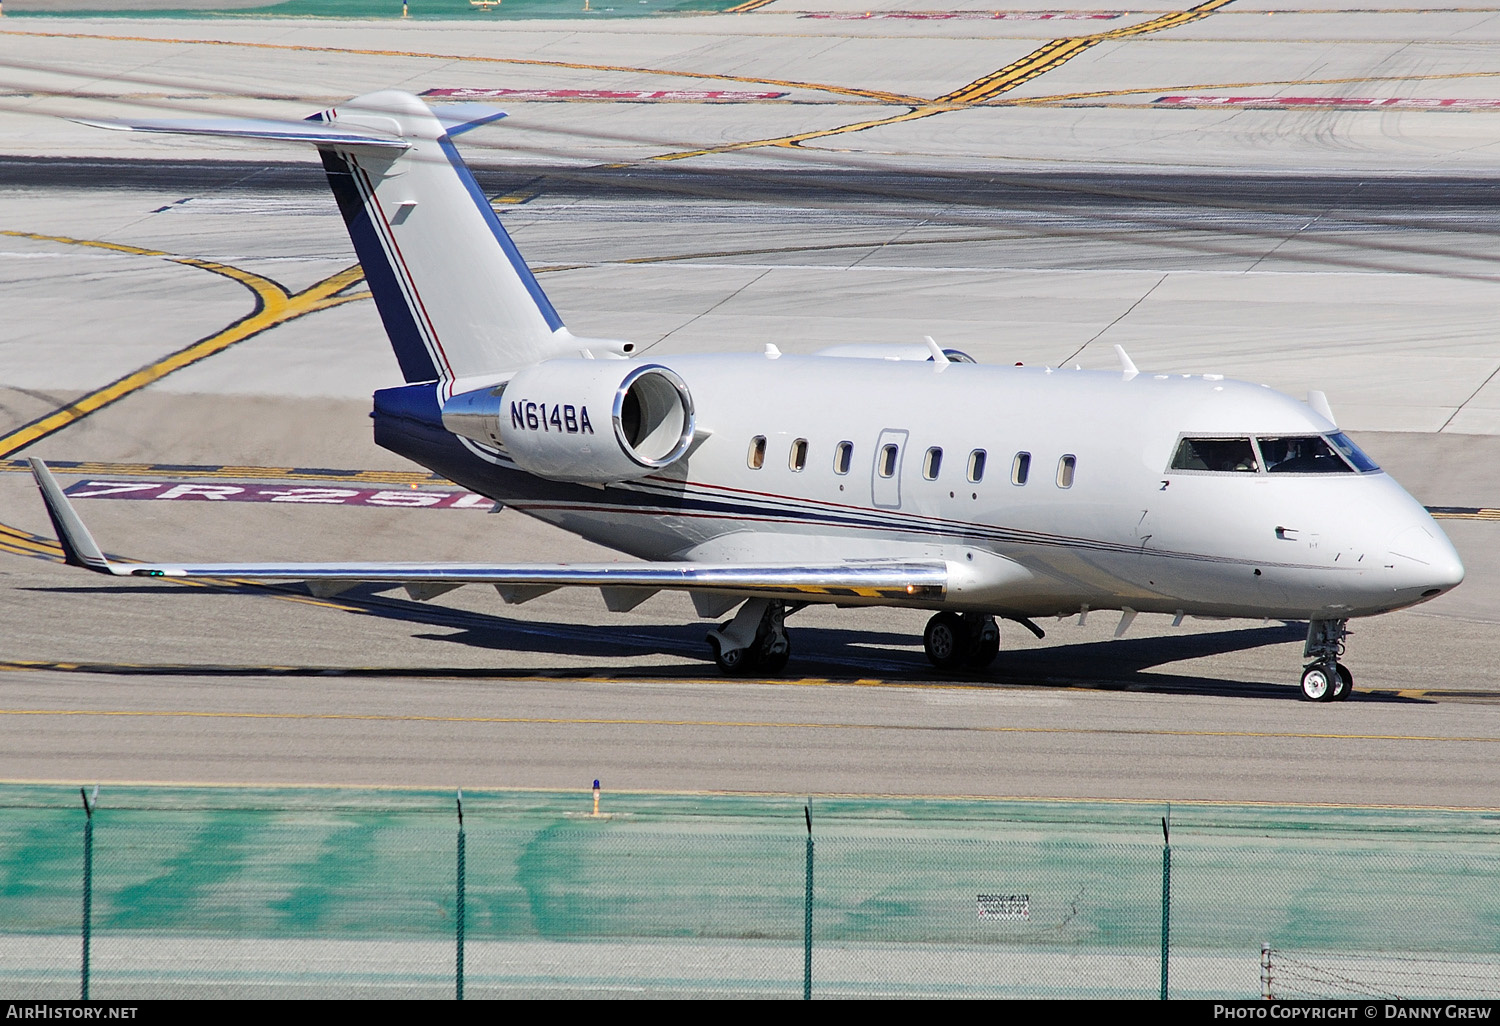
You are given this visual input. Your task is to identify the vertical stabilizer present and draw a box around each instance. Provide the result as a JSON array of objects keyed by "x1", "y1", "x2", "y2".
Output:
[
  {"x1": 309, "y1": 91, "x2": 604, "y2": 388},
  {"x1": 74, "y1": 91, "x2": 627, "y2": 387}
]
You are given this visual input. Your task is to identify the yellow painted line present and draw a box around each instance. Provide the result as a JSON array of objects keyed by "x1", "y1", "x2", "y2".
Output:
[
  {"x1": 0, "y1": 706, "x2": 1495, "y2": 744},
  {"x1": 725, "y1": 0, "x2": 777, "y2": 10},
  {"x1": 934, "y1": 0, "x2": 1237, "y2": 105},
  {"x1": 651, "y1": 0, "x2": 1235, "y2": 160},
  {"x1": 0, "y1": 29, "x2": 921, "y2": 106},
  {"x1": 0, "y1": 234, "x2": 368, "y2": 458}
]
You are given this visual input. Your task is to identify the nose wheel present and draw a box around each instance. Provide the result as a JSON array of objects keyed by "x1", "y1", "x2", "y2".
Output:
[
  {"x1": 1300, "y1": 662, "x2": 1352, "y2": 702},
  {"x1": 923, "y1": 612, "x2": 1000, "y2": 671},
  {"x1": 1301, "y1": 619, "x2": 1353, "y2": 701}
]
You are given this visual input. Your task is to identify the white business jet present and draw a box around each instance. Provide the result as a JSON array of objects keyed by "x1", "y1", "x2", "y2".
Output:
[{"x1": 30, "y1": 91, "x2": 1465, "y2": 700}]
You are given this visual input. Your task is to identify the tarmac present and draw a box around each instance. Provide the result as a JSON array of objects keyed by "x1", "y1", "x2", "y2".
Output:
[{"x1": 1, "y1": 2, "x2": 1499, "y2": 806}]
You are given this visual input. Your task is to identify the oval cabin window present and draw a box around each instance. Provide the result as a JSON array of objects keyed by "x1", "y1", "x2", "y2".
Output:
[{"x1": 1056, "y1": 454, "x2": 1076, "y2": 488}]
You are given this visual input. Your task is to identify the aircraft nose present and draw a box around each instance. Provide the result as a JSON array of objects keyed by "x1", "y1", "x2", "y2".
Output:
[{"x1": 1387, "y1": 522, "x2": 1466, "y2": 596}]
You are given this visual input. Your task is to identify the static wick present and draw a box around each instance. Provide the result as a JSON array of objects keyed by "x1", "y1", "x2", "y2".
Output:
[{"x1": 592, "y1": 778, "x2": 601, "y2": 817}]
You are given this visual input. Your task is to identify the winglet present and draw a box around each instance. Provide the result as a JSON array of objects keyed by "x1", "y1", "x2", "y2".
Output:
[{"x1": 27, "y1": 459, "x2": 112, "y2": 573}]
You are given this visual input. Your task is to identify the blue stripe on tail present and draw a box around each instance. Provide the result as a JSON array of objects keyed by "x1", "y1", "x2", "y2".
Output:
[
  {"x1": 316, "y1": 148, "x2": 441, "y2": 384},
  {"x1": 438, "y1": 135, "x2": 565, "y2": 333}
]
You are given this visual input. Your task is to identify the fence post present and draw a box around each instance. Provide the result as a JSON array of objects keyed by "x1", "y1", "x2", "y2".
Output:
[
  {"x1": 803, "y1": 803, "x2": 813, "y2": 1001},
  {"x1": 1160, "y1": 813, "x2": 1171, "y2": 1000},
  {"x1": 456, "y1": 789, "x2": 465, "y2": 1001},
  {"x1": 1261, "y1": 943, "x2": 1273, "y2": 1000},
  {"x1": 79, "y1": 785, "x2": 97, "y2": 1001}
]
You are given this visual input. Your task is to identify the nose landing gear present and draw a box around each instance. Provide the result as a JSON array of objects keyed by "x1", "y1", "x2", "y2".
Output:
[
  {"x1": 1301, "y1": 618, "x2": 1352, "y2": 701},
  {"x1": 923, "y1": 612, "x2": 1000, "y2": 671}
]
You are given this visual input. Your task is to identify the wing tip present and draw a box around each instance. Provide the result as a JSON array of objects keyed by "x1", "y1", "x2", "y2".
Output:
[{"x1": 27, "y1": 458, "x2": 111, "y2": 572}]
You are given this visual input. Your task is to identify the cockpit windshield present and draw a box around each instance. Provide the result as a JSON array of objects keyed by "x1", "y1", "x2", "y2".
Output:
[
  {"x1": 1169, "y1": 434, "x2": 1380, "y2": 475},
  {"x1": 1258, "y1": 436, "x2": 1348, "y2": 474}
]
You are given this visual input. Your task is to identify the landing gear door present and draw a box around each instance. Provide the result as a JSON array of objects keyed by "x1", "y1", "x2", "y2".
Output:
[{"x1": 871, "y1": 428, "x2": 908, "y2": 509}]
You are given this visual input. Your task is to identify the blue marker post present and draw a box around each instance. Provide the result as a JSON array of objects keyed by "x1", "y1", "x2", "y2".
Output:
[{"x1": 592, "y1": 779, "x2": 601, "y2": 817}]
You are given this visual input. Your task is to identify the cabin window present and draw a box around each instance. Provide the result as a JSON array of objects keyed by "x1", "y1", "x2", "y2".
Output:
[
  {"x1": 878, "y1": 444, "x2": 899, "y2": 478},
  {"x1": 967, "y1": 449, "x2": 987, "y2": 483},
  {"x1": 1056, "y1": 454, "x2": 1076, "y2": 488},
  {"x1": 1258, "y1": 436, "x2": 1354, "y2": 474},
  {"x1": 748, "y1": 435, "x2": 766, "y2": 470},
  {"x1": 834, "y1": 441, "x2": 853, "y2": 475},
  {"x1": 1170, "y1": 437, "x2": 1258, "y2": 473},
  {"x1": 923, "y1": 447, "x2": 943, "y2": 480},
  {"x1": 789, "y1": 438, "x2": 808, "y2": 472},
  {"x1": 1011, "y1": 452, "x2": 1030, "y2": 486}
]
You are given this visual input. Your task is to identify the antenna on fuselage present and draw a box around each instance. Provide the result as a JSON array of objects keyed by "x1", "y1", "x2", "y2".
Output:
[
  {"x1": 1306, "y1": 390, "x2": 1337, "y2": 427},
  {"x1": 1114, "y1": 345, "x2": 1139, "y2": 381}
]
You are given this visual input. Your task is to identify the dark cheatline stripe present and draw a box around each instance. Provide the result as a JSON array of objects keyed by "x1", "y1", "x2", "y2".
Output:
[{"x1": 316, "y1": 149, "x2": 440, "y2": 384}]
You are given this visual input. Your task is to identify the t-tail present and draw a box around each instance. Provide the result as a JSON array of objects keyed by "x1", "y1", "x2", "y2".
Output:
[{"x1": 75, "y1": 90, "x2": 628, "y2": 393}]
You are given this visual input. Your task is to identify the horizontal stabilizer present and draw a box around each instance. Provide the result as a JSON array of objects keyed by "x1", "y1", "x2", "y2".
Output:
[
  {"x1": 28, "y1": 460, "x2": 947, "y2": 604},
  {"x1": 70, "y1": 116, "x2": 412, "y2": 150}
]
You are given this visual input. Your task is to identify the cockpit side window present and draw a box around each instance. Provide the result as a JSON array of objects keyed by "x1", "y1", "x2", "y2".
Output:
[
  {"x1": 1170, "y1": 437, "x2": 1259, "y2": 473},
  {"x1": 1258, "y1": 436, "x2": 1353, "y2": 474}
]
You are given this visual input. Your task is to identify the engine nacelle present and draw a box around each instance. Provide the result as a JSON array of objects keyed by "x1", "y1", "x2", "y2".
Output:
[{"x1": 441, "y1": 360, "x2": 695, "y2": 484}]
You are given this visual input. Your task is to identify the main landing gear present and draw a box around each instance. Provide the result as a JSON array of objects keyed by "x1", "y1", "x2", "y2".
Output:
[
  {"x1": 1300, "y1": 618, "x2": 1353, "y2": 702},
  {"x1": 706, "y1": 598, "x2": 791, "y2": 676},
  {"x1": 923, "y1": 612, "x2": 1000, "y2": 671}
]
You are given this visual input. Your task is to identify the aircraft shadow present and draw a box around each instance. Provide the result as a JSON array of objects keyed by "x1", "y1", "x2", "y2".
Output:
[{"x1": 29, "y1": 582, "x2": 1420, "y2": 702}]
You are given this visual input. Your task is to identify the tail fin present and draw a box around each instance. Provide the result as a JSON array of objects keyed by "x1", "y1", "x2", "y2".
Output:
[{"x1": 76, "y1": 91, "x2": 625, "y2": 389}]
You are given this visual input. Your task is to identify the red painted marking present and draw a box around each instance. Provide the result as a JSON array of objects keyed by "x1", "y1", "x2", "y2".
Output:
[
  {"x1": 1157, "y1": 95, "x2": 1500, "y2": 109},
  {"x1": 801, "y1": 11, "x2": 1121, "y2": 20},
  {"x1": 422, "y1": 88, "x2": 788, "y2": 101},
  {"x1": 64, "y1": 480, "x2": 492, "y2": 510}
]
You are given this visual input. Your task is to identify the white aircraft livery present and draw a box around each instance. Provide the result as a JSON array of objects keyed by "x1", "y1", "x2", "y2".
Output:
[{"x1": 30, "y1": 90, "x2": 1465, "y2": 700}]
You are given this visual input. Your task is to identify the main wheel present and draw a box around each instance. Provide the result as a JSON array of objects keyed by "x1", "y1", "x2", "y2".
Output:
[
  {"x1": 760, "y1": 634, "x2": 791, "y2": 675},
  {"x1": 968, "y1": 626, "x2": 1000, "y2": 669},
  {"x1": 1334, "y1": 663, "x2": 1353, "y2": 701},
  {"x1": 1300, "y1": 663, "x2": 1337, "y2": 702},
  {"x1": 924, "y1": 612, "x2": 969, "y2": 670},
  {"x1": 711, "y1": 636, "x2": 760, "y2": 676}
]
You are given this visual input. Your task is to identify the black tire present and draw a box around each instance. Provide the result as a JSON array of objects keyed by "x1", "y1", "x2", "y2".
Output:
[
  {"x1": 1334, "y1": 663, "x2": 1354, "y2": 701},
  {"x1": 1300, "y1": 663, "x2": 1336, "y2": 702},
  {"x1": 968, "y1": 629, "x2": 1000, "y2": 669},
  {"x1": 760, "y1": 635, "x2": 791, "y2": 675},
  {"x1": 924, "y1": 612, "x2": 969, "y2": 670},
  {"x1": 711, "y1": 636, "x2": 759, "y2": 676}
]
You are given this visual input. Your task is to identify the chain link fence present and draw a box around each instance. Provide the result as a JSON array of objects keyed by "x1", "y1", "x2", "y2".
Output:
[{"x1": 3, "y1": 786, "x2": 1499, "y2": 999}]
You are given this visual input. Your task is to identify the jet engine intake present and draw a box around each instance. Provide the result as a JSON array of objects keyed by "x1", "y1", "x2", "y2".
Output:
[{"x1": 441, "y1": 360, "x2": 695, "y2": 484}]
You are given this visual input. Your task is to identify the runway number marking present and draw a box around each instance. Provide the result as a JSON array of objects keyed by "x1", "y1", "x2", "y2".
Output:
[
  {"x1": 802, "y1": 11, "x2": 1124, "y2": 20},
  {"x1": 423, "y1": 88, "x2": 788, "y2": 101},
  {"x1": 1157, "y1": 95, "x2": 1500, "y2": 110},
  {"x1": 64, "y1": 480, "x2": 491, "y2": 510}
]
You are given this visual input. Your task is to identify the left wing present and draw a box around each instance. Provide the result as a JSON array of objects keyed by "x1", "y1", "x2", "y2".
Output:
[{"x1": 28, "y1": 459, "x2": 947, "y2": 605}]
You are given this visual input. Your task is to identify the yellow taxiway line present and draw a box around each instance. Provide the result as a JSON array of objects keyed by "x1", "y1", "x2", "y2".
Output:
[{"x1": 0, "y1": 231, "x2": 368, "y2": 459}]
